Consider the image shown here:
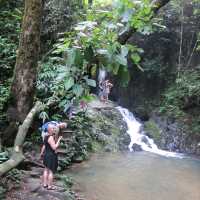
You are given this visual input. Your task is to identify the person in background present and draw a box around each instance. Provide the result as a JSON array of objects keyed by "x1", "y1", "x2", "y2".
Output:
[
  {"x1": 41, "y1": 124, "x2": 62, "y2": 190},
  {"x1": 99, "y1": 79, "x2": 113, "y2": 103}
]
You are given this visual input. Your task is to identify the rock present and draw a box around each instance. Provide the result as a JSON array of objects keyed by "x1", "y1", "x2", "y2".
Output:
[
  {"x1": 132, "y1": 144, "x2": 142, "y2": 151},
  {"x1": 72, "y1": 156, "x2": 84, "y2": 163},
  {"x1": 144, "y1": 114, "x2": 200, "y2": 155}
]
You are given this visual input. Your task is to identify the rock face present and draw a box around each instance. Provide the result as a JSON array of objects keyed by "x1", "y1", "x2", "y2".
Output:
[
  {"x1": 86, "y1": 100, "x2": 129, "y2": 152},
  {"x1": 144, "y1": 114, "x2": 200, "y2": 155},
  {"x1": 57, "y1": 99, "x2": 129, "y2": 170}
]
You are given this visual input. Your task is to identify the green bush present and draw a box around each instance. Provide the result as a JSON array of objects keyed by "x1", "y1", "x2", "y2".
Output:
[
  {"x1": 0, "y1": 81, "x2": 11, "y2": 121},
  {"x1": 160, "y1": 70, "x2": 200, "y2": 116},
  {"x1": 159, "y1": 70, "x2": 200, "y2": 135}
]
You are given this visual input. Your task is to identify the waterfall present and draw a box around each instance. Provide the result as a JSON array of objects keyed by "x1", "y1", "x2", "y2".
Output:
[
  {"x1": 117, "y1": 106, "x2": 183, "y2": 158},
  {"x1": 98, "y1": 69, "x2": 107, "y2": 84},
  {"x1": 98, "y1": 68, "x2": 107, "y2": 96}
]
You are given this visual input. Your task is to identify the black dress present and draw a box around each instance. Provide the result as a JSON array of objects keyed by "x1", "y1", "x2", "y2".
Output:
[{"x1": 43, "y1": 135, "x2": 58, "y2": 173}]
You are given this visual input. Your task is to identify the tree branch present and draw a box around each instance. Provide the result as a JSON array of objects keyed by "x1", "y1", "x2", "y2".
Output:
[
  {"x1": 0, "y1": 101, "x2": 43, "y2": 176},
  {"x1": 118, "y1": 0, "x2": 171, "y2": 44}
]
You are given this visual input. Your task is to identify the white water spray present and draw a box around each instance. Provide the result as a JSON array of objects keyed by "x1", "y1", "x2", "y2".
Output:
[
  {"x1": 117, "y1": 106, "x2": 183, "y2": 158},
  {"x1": 98, "y1": 68, "x2": 107, "y2": 84}
]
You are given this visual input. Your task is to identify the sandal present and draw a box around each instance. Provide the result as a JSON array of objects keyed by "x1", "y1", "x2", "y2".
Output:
[{"x1": 47, "y1": 185, "x2": 57, "y2": 190}]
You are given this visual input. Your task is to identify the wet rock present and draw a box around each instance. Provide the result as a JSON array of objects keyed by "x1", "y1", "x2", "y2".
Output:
[
  {"x1": 144, "y1": 114, "x2": 200, "y2": 155},
  {"x1": 132, "y1": 144, "x2": 142, "y2": 151}
]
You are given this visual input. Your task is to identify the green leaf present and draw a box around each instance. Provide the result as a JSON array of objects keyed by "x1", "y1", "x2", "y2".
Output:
[
  {"x1": 121, "y1": 46, "x2": 129, "y2": 57},
  {"x1": 59, "y1": 99, "x2": 68, "y2": 108},
  {"x1": 85, "y1": 78, "x2": 96, "y2": 87},
  {"x1": 66, "y1": 48, "x2": 76, "y2": 67},
  {"x1": 74, "y1": 49, "x2": 84, "y2": 67},
  {"x1": 81, "y1": 94, "x2": 96, "y2": 102},
  {"x1": 84, "y1": 46, "x2": 94, "y2": 62},
  {"x1": 39, "y1": 111, "x2": 49, "y2": 123},
  {"x1": 113, "y1": 63, "x2": 120, "y2": 75},
  {"x1": 73, "y1": 84, "x2": 84, "y2": 97},
  {"x1": 97, "y1": 49, "x2": 109, "y2": 56},
  {"x1": 115, "y1": 54, "x2": 127, "y2": 66},
  {"x1": 131, "y1": 53, "x2": 141, "y2": 63},
  {"x1": 91, "y1": 65, "x2": 97, "y2": 77},
  {"x1": 64, "y1": 77, "x2": 74, "y2": 91},
  {"x1": 64, "y1": 102, "x2": 71, "y2": 113}
]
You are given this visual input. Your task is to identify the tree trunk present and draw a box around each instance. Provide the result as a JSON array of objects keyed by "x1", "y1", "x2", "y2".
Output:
[
  {"x1": 3, "y1": 0, "x2": 43, "y2": 145},
  {"x1": 0, "y1": 102, "x2": 43, "y2": 176},
  {"x1": 8, "y1": 0, "x2": 43, "y2": 122},
  {"x1": 118, "y1": 0, "x2": 171, "y2": 44}
]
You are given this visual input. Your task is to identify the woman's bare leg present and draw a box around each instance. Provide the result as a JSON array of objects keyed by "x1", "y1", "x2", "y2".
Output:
[
  {"x1": 43, "y1": 168, "x2": 49, "y2": 186},
  {"x1": 47, "y1": 170, "x2": 54, "y2": 188}
]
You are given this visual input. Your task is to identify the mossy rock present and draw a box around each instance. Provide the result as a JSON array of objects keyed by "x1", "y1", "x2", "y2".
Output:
[{"x1": 144, "y1": 120, "x2": 162, "y2": 144}]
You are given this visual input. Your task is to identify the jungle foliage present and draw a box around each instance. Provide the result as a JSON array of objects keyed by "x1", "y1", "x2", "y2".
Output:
[
  {"x1": 0, "y1": 1, "x2": 22, "y2": 122},
  {"x1": 36, "y1": 0, "x2": 158, "y2": 117},
  {"x1": 159, "y1": 69, "x2": 200, "y2": 135},
  {"x1": 1, "y1": 0, "x2": 200, "y2": 138}
]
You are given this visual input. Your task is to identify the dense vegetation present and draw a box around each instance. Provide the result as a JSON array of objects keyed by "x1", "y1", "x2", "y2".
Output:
[{"x1": 0, "y1": 0, "x2": 200, "y2": 197}]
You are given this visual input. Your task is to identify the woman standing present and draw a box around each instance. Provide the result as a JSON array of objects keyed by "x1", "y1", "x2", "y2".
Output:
[{"x1": 42, "y1": 124, "x2": 62, "y2": 190}]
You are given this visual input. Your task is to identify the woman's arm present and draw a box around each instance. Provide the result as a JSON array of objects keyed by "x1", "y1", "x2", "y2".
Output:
[
  {"x1": 40, "y1": 145, "x2": 45, "y2": 158},
  {"x1": 48, "y1": 136, "x2": 62, "y2": 150}
]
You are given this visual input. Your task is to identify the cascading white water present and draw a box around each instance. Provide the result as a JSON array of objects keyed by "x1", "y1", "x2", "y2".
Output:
[
  {"x1": 98, "y1": 69, "x2": 107, "y2": 84},
  {"x1": 98, "y1": 68, "x2": 107, "y2": 97},
  {"x1": 117, "y1": 106, "x2": 183, "y2": 158}
]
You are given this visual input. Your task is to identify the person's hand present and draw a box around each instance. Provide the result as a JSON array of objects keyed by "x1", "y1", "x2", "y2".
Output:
[
  {"x1": 59, "y1": 122, "x2": 67, "y2": 129},
  {"x1": 58, "y1": 136, "x2": 63, "y2": 142},
  {"x1": 39, "y1": 153, "x2": 44, "y2": 160}
]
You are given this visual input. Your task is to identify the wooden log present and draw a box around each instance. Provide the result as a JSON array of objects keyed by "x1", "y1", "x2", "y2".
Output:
[{"x1": 0, "y1": 101, "x2": 43, "y2": 176}]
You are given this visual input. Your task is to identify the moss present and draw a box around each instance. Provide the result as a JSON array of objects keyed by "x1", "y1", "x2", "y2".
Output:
[
  {"x1": 91, "y1": 141, "x2": 104, "y2": 152},
  {"x1": 144, "y1": 120, "x2": 162, "y2": 144}
]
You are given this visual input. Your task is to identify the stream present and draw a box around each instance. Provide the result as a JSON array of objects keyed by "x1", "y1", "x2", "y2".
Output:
[
  {"x1": 68, "y1": 152, "x2": 200, "y2": 200},
  {"x1": 67, "y1": 107, "x2": 200, "y2": 200}
]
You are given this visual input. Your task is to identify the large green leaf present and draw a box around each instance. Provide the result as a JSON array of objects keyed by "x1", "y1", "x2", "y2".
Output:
[
  {"x1": 84, "y1": 46, "x2": 94, "y2": 62},
  {"x1": 115, "y1": 54, "x2": 127, "y2": 66},
  {"x1": 74, "y1": 49, "x2": 84, "y2": 67},
  {"x1": 66, "y1": 48, "x2": 76, "y2": 67},
  {"x1": 73, "y1": 84, "x2": 84, "y2": 97},
  {"x1": 91, "y1": 65, "x2": 97, "y2": 77},
  {"x1": 64, "y1": 77, "x2": 74, "y2": 91},
  {"x1": 121, "y1": 46, "x2": 129, "y2": 57},
  {"x1": 85, "y1": 78, "x2": 96, "y2": 87}
]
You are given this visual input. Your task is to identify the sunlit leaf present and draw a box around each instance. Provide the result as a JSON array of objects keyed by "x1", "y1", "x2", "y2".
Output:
[
  {"x1": 115, "y1": 54, "x2": 127, "y2": 66},
  {"x1": 73, "y1": 84, "x2": 84, "y2": 97},
  {"x1": 121, "y1": 46, "x2": 129, "y2": 57},
  {"x1": 85, "y1": 78, "x2": 96, "y2": 87},
  {"x1": 64, "y1": 77, "x2": 74, "y2": 91},
  {"x1": 131, "y1": 53, "x2": 141, "y2": 63},
  {"x1": 113, "y1": 63, "x2": 120, "y2": 75}
]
